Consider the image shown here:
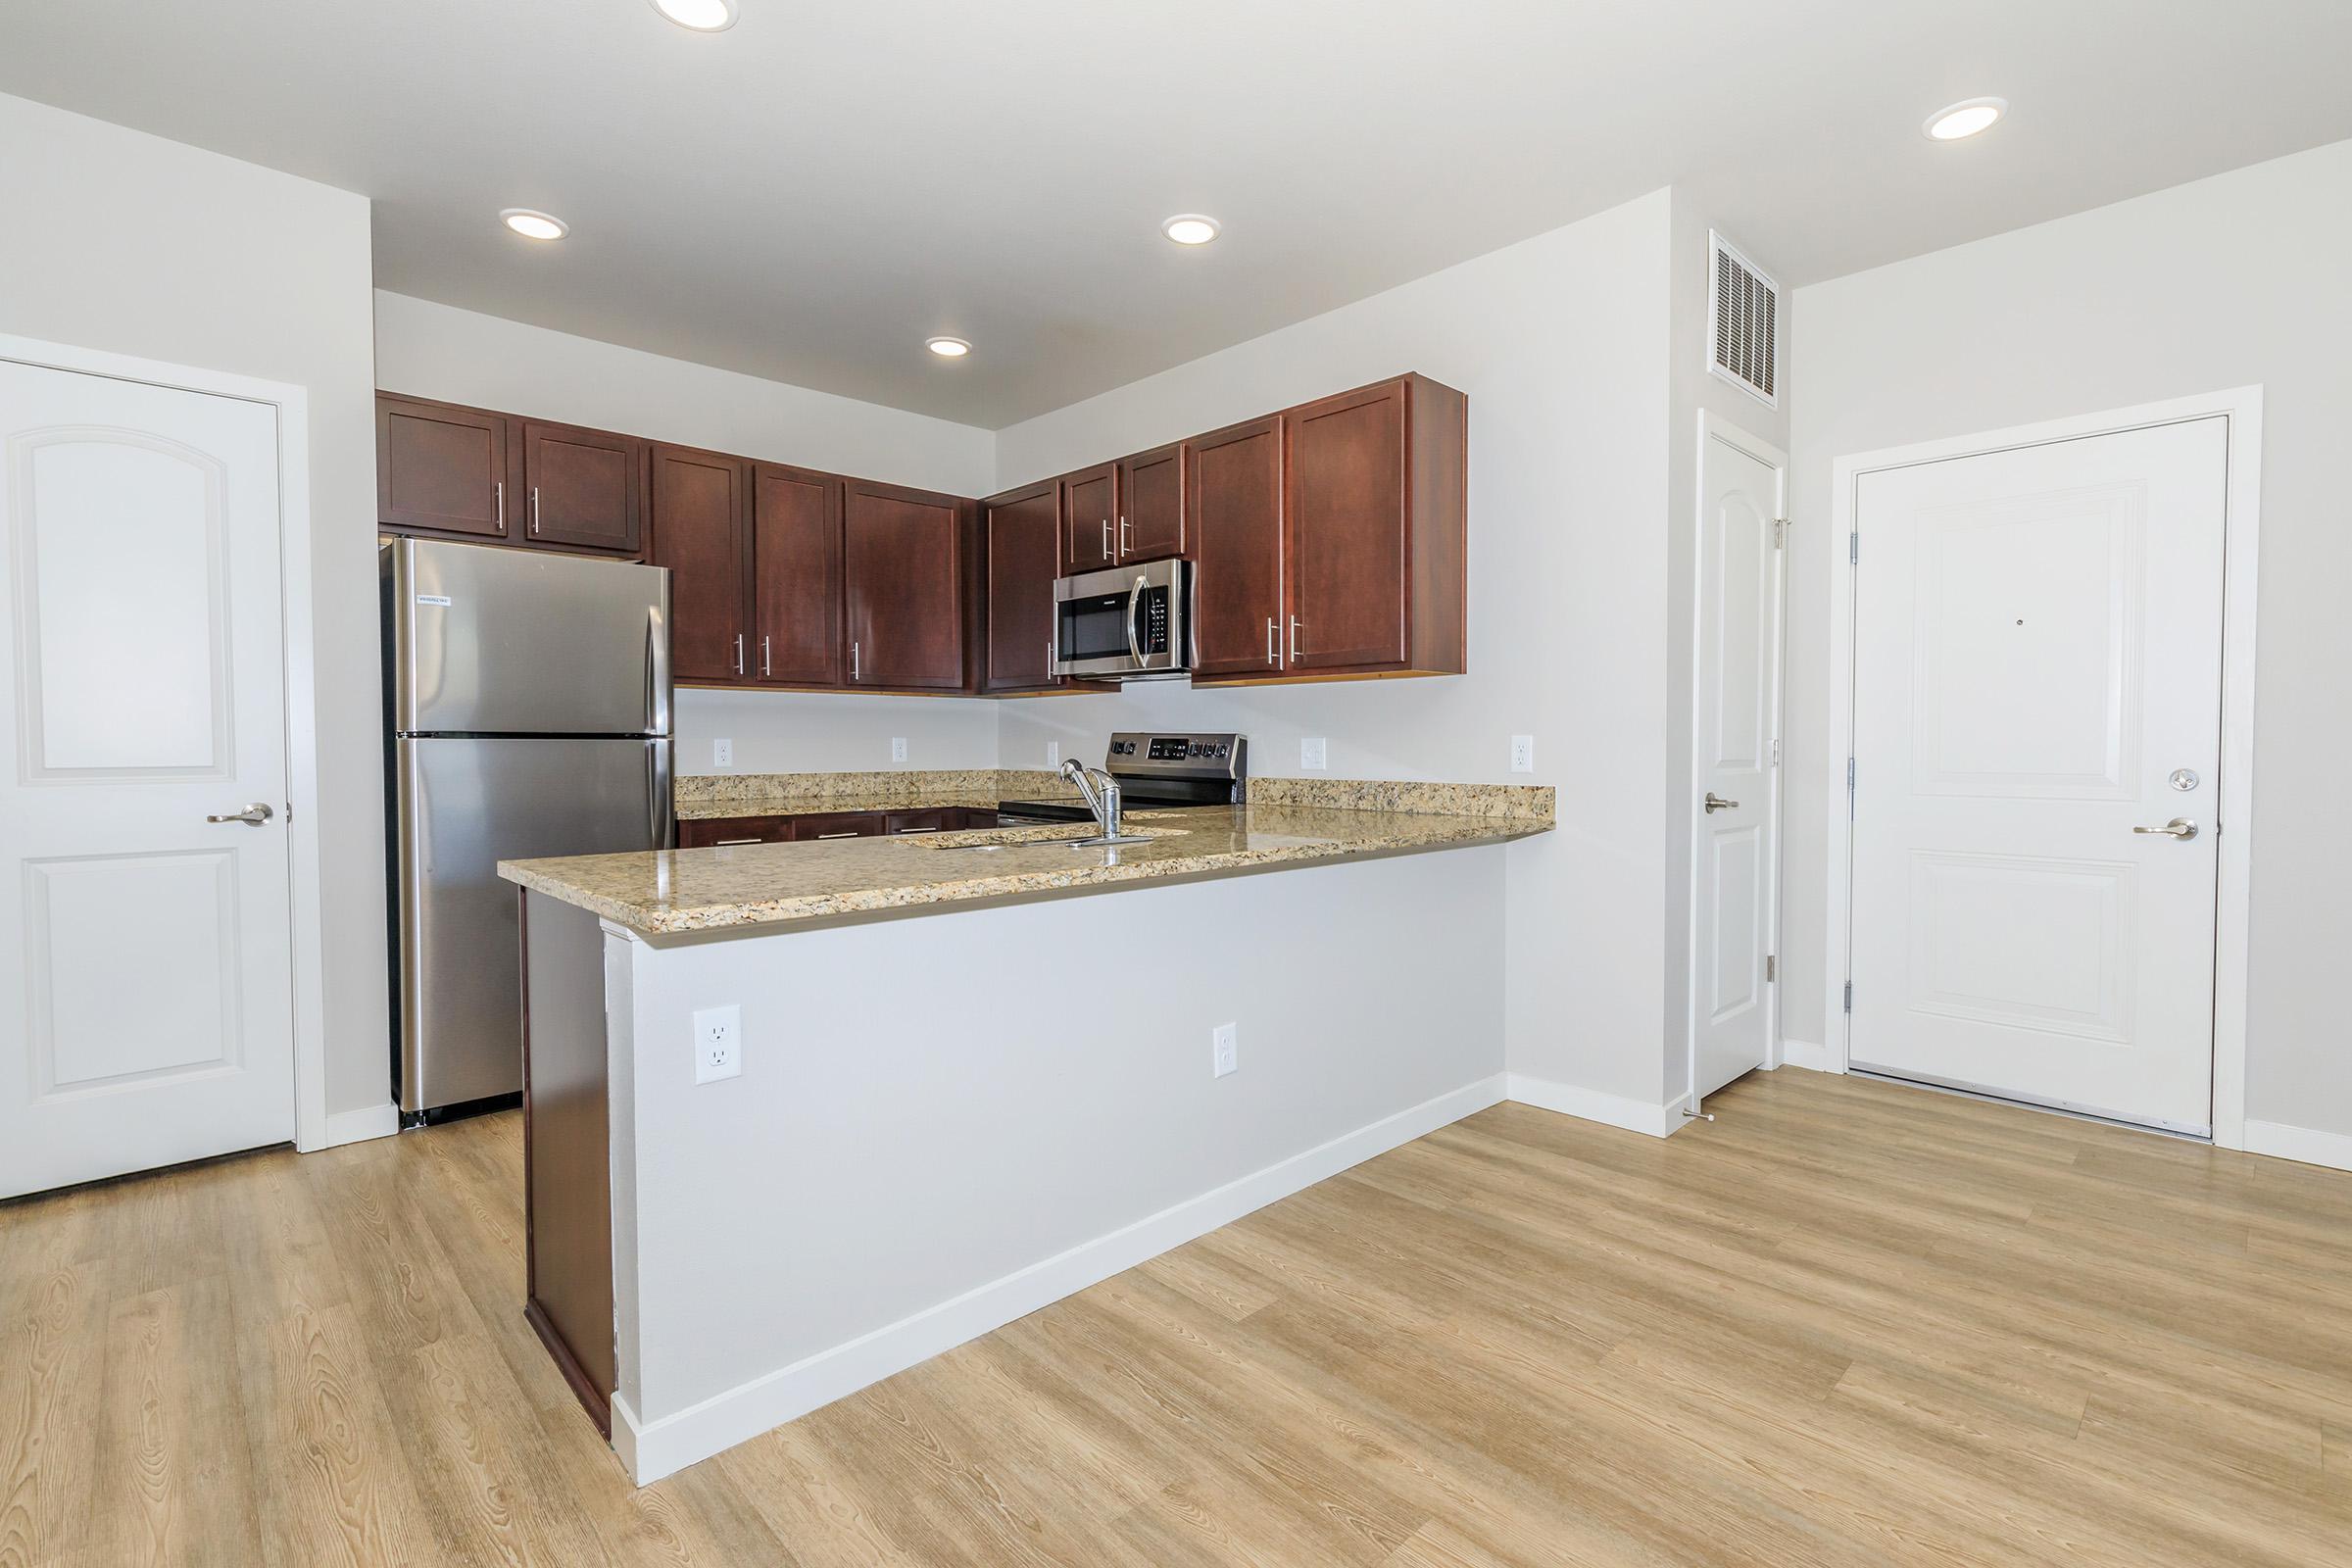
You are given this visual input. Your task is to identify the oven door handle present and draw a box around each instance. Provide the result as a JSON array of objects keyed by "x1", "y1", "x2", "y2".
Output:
[{"x1": 1125, "y1": 574, "x2": 1148, "y2": 667}]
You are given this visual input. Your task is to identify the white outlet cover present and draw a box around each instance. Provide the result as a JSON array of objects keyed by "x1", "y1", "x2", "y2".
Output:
[
  {"x1": 1301, "y1": 738, "x2": 1327, "y2": 770},
  {"x1": 693, "y1": 1004, "x2": 742, "y2": 1084},
  {"x1": 1046, "y1": 741, "x2": 1060, "y2": 765},
  {"x1": 1212, "y1": 1021, "x2": 1239, "y2": 1078},
  {"x1": 890, "y1": 736, "x2": 908, "y2": 762},
  {"x1": 712, "y1": 737, "x2": 733, "y2": 768},
  {"x1": 1511, "y1": 735, "x2": 1536, "y2": 773}
]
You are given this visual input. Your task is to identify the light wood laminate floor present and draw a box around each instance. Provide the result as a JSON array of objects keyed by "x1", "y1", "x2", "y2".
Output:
[{"x1": 6, "y1": 1068, "x2": 2351, "y2": 1566}]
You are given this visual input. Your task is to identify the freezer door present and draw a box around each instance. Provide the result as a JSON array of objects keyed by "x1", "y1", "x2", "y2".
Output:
[
  {"x1": 397, "y1": 736, "x2": 670, "y2": 1112},
  {"x1": 389, "y1": 537, "x2": 671, "y2": 735}
]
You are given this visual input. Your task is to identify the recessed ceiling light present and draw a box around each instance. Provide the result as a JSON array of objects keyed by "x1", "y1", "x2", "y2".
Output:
[
  {"x1": 1161, "y1": 214, "x2": 1221, "y2": 246},
  {"x1": 925, "y1": 336, "x2": 971, "y2": 359},
  {"x1": 1924, "y1": 97, "x2": 2007, "y2": 141},
  {"x1": 500, "y1": 208, "x2": 568, "y2": 241},
  {"x1": 650, "y1": 0, "x2": 738, "y2": 29}
]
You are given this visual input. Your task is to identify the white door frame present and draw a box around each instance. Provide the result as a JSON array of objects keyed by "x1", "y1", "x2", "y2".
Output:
[
  {"x1": 1822, "y1": 387, "x2": 2262, "y2": 1149},
  {"x1": 0, "y1": 331, "x2": 336, "y2": 1155},
  {"x1": 1686, "y1": 411, "x2": 1788, "y2": 1111}
]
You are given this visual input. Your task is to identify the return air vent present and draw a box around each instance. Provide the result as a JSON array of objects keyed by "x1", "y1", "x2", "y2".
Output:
[{"x1": 1708, "y1": 231, "x2": 1779, "y2": 408}]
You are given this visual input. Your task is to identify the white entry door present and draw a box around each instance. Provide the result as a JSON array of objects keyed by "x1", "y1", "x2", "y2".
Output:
[
  {"x1": 0, "y1": 359, "x2": 297, "y2": 1197},
  {"x1": 1689, "y1": 420, "x2": 1786, "y2": 1102},
  {"x1": 1848, "y1": 417, "x2": 2227, "y2": 1134}
]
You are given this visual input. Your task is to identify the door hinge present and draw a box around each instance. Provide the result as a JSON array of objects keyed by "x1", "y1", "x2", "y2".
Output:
[
  {"x1": 1846, "y1": 757, "x2": 1856, "y2": 817},
  {"x1": 1771, "y1": 737, "x2": 1781, "y2": 766},
  {"x1": 1765, "y1": 955, "x2": 1777, "y2": 982},
  {"x1": 1849, "y1": 531, "x2": 1859, "y2": 565},
  {"x1": 1772, "y1": 516, "x2": 1789, "y2": 549},
  {"x1": 1843, "y1": 980, "x2": 1853, "y2": 1013}
]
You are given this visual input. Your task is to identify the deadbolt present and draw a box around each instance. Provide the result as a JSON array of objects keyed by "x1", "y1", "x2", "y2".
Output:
[{"x1": 2169, "y1": 768, "x2": 2199, "y2": 792}]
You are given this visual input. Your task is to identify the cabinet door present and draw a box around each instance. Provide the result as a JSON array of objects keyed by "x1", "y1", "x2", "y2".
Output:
[
  {"x1": 843, "y1": 480, "x2": 965, "y2": 690},
  {"x1": 1284, "y1": 379, "x2": 1409, "y2": 671},
  {"x1": 521, "y1": 420, "x2": 643, "y2": 553},
  {"x1": 983, "y1": 480, "x2": 1060, "y2": 691},
  {"x1": 377, "y1": 396, "x2": 511, "y2": 539},
  {"x1": 790, "y1": 811, "x2": 887, "y2": 842},
  {"x1": 678, "y1": 816, "x2": 792, "y2": 848},
  {"x1": 1116, "y1": 441, "x2": 1187, "y2": 562},
  {"x1": 1188, "y1": 416, "x2": 1286, "y2": 678},
  {"x1": 649, "y1": 445, "x2": 749, "y2": 684},
  {"x1": 751, "y1": 464, "x2": 843, "y2": 686},
  {"x1": 1058, "y1": 464, "x2": 1118, "y2": 576}
]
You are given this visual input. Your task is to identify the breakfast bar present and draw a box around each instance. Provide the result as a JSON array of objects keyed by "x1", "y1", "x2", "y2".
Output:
[{"x1": 501, "y1": 786, "x2": 1549, "y2": 1483}]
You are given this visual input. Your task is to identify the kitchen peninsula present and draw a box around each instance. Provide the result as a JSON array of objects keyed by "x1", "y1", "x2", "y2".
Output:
[{"x1": 500, "y1": 771, "x2": 1550, "y2": 1483}]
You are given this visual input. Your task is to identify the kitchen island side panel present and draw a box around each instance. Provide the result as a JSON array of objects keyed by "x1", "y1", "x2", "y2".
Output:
[{"x1": 612, "y1": 844, "x2": 1508, "y2": 1478}]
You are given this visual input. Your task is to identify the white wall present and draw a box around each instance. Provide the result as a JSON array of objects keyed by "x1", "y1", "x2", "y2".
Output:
[
  {"x1": 0, "y1": 94, "x2": 389, "y2": 1117},
  {"x1": 1787, "y1": 137, "x2": 2352, "y2": 1139},
  {"x1": 372, "y1": 292, "x2": 1003, "y2": 776},
  {"x1": 993, "y1": 191, "x2": 1680, "y2": 1105}
]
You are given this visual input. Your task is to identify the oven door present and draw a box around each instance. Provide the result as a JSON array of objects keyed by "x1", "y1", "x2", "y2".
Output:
[{"x1": 1054, "y1": 560, "x2": 1189, "y2": 678}]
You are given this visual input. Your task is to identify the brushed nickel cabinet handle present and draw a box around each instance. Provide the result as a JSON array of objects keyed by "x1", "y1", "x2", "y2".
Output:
[
  {"x1": 761, "y1": 635, "x2": 771, "y2": 677},
  {"x1": 815, "y1": 830, "x2": 860, "y2": 840},
  {"x1": 1101, "y1": 517, "x2": 1110, "y2": 561},
  {"x1": 529, "y1": 485, "x2": 541, "y2": 535},
  {"x1": 713, "y1": 837, "x2": 761, "y2": 847},
  {"x1": 1288, "y1": 615, "x2": 1300, "y2": 662},
  {"x1": 851, "y1": 640, "x2": 860, "y2": 681},
  {"x1": 734, "y1": 633, "x2": 745, "y2": 675},
  {"x1": 1266, "y1": 615, "x2": 1278, "y2": 665},
  {"x1": 495, "y1": 480, "x2": 505, "y2": 527},
  {"x1": 1119, "y1": 514, "x2": 1131, "y2": 555}
]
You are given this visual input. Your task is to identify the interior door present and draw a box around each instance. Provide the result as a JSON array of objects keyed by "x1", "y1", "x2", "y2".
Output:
[
  {"x1": 1848, "y1": 418, "x2": 2227, "y2": 1133},
  {"x1": 0, "y1": 359, "x2": 296, "y2": 1197},
  {"x1": 1689, "y1": 424, "x2": 1785, "y2": 1103}
]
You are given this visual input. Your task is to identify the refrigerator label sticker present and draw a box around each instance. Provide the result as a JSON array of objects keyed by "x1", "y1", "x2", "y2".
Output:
[{"x1": 415, "y1": 594, "x2": 452, "y2": 607}]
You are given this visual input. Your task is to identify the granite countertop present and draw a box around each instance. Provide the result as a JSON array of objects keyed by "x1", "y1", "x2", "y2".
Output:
[{"x1": 501, "y1": 802, "x2": 1550, "y2": 937}]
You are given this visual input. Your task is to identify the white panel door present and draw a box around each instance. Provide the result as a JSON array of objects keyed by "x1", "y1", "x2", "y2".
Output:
[
  {"x1": 1690, "y1": 427, "x2": 1785, "y2": 1102},
  {"x1": 0, "y1": 360, "x2": 296, "y2": 1197},
  {"x1": 1849, "y1": 418, "x2": 2227, "y2": 1133}
]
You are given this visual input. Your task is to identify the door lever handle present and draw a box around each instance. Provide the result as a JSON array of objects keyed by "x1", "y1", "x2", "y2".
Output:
[
  {"x1": 1703, "y1": 793, "x2": 1739, "y2": 813},
  {"x1": 2133, "y1": 817, "x2": 2198, "y2": 840},
  {"x1": 207, "y1": 803, "x2": 274, "y2": 825}
]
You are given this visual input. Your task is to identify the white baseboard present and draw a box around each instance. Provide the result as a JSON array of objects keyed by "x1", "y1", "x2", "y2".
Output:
[
  {"x1": 1503, "y1": 1074, "x2": 1686, "y2": 1139},
  {"x1": 2244, "y1": 1119, "x2": 2352, "y2": 1174},
  {"x1": 1777, "y1": 1038, "x2": 1836, "y2": 1073},
  {"x1": 618, "y1": 1072, "x2": 1509, "y2": 1485},
  {"x1": 309, "y1": 1102, "x2": 400, "y2": 1151}
]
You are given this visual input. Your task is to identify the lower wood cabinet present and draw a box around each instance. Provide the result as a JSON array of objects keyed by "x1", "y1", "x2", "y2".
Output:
[{"x1": 675, "y1": 808, "x2": 997, "y2": 849}]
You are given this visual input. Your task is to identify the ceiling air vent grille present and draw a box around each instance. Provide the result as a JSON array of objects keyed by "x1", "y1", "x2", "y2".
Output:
[{"x1": 1709, "y1": 230, "x2": 1779, "y2": 407}]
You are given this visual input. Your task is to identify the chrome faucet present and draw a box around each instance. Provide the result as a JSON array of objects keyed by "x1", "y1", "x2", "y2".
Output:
[{"x1": 1060, "y1": 758, "x2": 1122, "y2": 842}]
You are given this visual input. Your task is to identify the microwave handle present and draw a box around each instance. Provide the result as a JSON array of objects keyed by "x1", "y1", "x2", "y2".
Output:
[{"x1": 1125, "y1": 574, "x2": 1148, "y2": 666}]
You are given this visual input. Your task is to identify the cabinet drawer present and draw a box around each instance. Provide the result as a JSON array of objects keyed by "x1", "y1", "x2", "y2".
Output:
[
  {"x1": 790, "y1": 812, "x2": 888, "y2": 842},
  {"x1": 676, "y1": 815, "x2": 795, "y2": 848}
]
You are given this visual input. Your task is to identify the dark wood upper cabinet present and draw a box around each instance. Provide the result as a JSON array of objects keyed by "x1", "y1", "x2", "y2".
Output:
[
  {"x1": 1116, "y1": 442, "x2": 1187, "y2": 563},
  {"x1": 1058, "y1": 464, "x2": 1118, "y2": 576},
  {"x1": 1278, "y1": 374, "x2": 1466, "y2": 679},
  {"x1": 377, "y1": 397, "x2": 512, "y2": 540},
  {"x1": 520, "y1": 420, "x2": 643, "y2": 553},
  {"x1": 844, "y1": 480, "x2": 965, "y2": 691},
  {"x1": 982, "y1": 479, "x2": 1062, "y2": 692},
  {"x1": 750, "y1": 464, "x2": 843, "y2": 687},
  {"x1": 649, "y1": 444, "x2": 749, "y2": 684},
  {"x1": 1187, "y1": 416, "x2": 1286, "y2": 679}
]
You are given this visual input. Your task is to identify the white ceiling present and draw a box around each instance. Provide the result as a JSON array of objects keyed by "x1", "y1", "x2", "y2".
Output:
[{"x1": 6, "y1": 1, "x2": 2350, "y2": 427}]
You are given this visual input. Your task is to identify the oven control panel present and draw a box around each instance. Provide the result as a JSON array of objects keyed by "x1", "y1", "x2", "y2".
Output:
[{"x1": 1107, "y1": 731, "x2": 1245, "y2": 775}]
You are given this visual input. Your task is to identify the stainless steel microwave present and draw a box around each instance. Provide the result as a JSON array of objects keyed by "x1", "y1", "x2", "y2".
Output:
[{"x1": 1054, "y1": 558, "x2": 1192, "y2": 679}]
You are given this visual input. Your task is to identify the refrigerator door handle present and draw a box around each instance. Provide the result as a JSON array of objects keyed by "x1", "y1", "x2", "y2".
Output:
[
  {"x1": 646, "y1": 602, "x2": 671, "y2": 738},
  {"x1": 648, "y1": 739, "x2": 674, "y2": 850}
]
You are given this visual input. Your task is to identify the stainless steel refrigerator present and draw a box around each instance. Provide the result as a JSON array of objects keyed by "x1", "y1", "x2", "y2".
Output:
[{"x1": 382, "y1": 538, "x2": 672, "y2": 1116}]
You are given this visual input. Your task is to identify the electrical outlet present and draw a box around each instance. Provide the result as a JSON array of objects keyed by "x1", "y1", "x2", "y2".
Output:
[
  {"x1": 1046, "y1": 740, "x2": 1060, "y2": 766},
  {"x1": 693, "y1": 1004, "x2": 742, "y2": 1084},
  {"x1": 890, "y1": 736, "x2": 908, "y2": 763},
  {"x1": 1212, "y1": 1022, "x2": 1239, "y2": 1078},
  {"x1": 1510, "y1": 735, "x2": 1536, "y2": 773},
  {"x1": 712, "y1": 737, "x2": 733, "y2": 769},
  {"x1": 1300, "y1": 737, "x2": 1327, "y2": 770}
]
